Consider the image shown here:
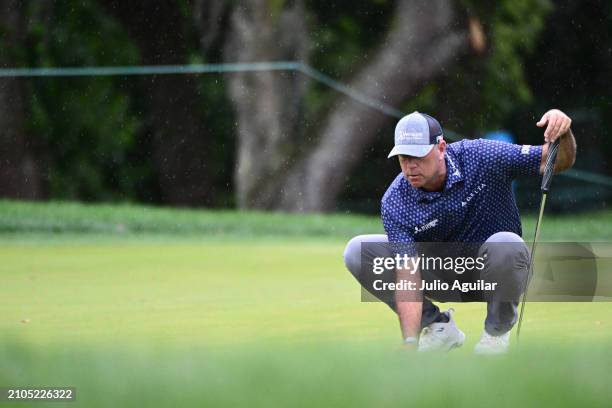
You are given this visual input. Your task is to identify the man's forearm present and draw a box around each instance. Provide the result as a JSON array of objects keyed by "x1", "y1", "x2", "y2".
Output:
[
  {"x1": 395, "y1": 267, "x2": 422, "y2": 341},
  {"x1": 556, "y1": 128, "x2": 577, "y2": 172},
  {"x1": 540, "y1": 129, "x2": 577, "y2": 174},
  {"x1": 397, "y1": 299, "x2": 422, "y2": 340}
]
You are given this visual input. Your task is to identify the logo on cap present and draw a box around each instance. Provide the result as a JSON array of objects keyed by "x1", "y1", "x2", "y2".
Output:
[{"x1": 397, "y1": 131, "x2": 424, "y2": 143}]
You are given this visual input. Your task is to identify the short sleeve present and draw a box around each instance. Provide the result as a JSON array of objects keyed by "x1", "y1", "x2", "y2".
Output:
[
  {"x1": 381, "y1": 199, "x2": 417, "y2": 257},
  {"x1": 475, "y1": 139, "x2": 543, "y2": 179}
]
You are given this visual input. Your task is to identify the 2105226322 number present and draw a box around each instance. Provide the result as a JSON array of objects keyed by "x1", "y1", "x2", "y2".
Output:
[{"x1": 1, "y1": 387, "x2": 75, "y2": 401}]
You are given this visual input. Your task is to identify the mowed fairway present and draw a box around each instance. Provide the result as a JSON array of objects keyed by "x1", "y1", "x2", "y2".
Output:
[
  {"x1": 2, "y1": 240, "x2": 612, "y2": 348},
  {"x1": 1, "y1": 241, "x2": 384, "y2": 347},
  {"x1": 0, "y1": 201, "x2": 611, "y2": 407}
]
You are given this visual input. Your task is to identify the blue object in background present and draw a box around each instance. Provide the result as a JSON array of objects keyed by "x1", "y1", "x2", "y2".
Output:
[
  {"x1": 483, "y1": 130, "x2": 515, "y2": 144},
  {"x1": 484, "y1": 130, "x2": 517, "y2": 195}
]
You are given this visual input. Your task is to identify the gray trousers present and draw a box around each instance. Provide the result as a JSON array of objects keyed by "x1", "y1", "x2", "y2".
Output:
[{"x1": 343, "y1": 232, "x2": 530, "y2": 335}]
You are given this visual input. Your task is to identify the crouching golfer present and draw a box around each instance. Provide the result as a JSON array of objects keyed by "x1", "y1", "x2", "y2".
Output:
[{"x1": 344, "y1": 109, "x2": 576, "y2": 353}]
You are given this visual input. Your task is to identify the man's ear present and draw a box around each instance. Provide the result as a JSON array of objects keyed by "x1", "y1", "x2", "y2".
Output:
[{"x1": 437, "y1": 140, "x2": 446, "y2": 159}]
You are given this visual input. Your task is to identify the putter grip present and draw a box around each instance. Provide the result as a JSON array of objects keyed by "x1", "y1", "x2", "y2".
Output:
[{"x1": 541, "y1": 138, "x2": 560, "y2": 192}]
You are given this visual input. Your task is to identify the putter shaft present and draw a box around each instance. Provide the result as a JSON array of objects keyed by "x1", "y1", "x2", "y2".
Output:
[
  {"x1": 516, "y1": 137, "x2": 560, "y2": 343},
  {"x1": 516, "y1": 193, "x2": 547, "y2": 342}
]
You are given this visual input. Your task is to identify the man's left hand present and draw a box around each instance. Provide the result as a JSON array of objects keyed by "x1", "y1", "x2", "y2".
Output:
[{"x1": 536, "y1": 109, "x2": 572, "y2": 143}]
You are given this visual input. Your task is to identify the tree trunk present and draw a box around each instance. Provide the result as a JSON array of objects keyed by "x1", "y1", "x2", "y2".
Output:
[
  {"x1": 102, "y1": 1, "x2": 213, "y2": 206},
  {"x1": 224, "y1": 0, "x2": 470, "y2": 212},
  {"x1": 279, "y1": 0, "x2": 469, "y2": 211},
  {"x1": 0, "y1": 0, "x2": 44, "y2": 199},
  {"x1": 223, "y1": 0, "x2": 308, "y2": 209},
  {"x1": 193, "y1": 0, "x2": 228, "y2": 55}
]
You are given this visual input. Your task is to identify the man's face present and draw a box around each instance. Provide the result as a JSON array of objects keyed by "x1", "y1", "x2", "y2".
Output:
[{"x1": 398, "y1": 141, "x2": 447, "y2": 190}]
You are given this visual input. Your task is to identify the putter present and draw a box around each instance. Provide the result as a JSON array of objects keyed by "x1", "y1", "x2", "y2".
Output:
[{"x1": 516, "y1": 137, "x2": 561, "y2": 343}]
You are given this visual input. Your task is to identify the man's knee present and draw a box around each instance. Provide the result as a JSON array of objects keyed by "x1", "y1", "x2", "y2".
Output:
[
  {"x1": 481, "y1": 232, "x2": 529, "y2": 268},
  {"x1": 343, "y1": 234, "x2": 388, "y2": 278},
  {"x1": 480, "y1": 232, "x2": 530, "y2": 300},
  {"x1": 343, "y1": 236, "x2": 363, "y2": 277},
  {"x1": 486, "y1": 231, "x2": 525, "y2": 245},
  {"x1": 344, "y1": 234, "x2": 397, "y2": 311}
]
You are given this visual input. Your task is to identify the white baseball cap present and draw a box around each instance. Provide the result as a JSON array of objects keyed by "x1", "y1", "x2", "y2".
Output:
[{"x1": 388, "y1": 111, "x2": 444, "y2": 158}]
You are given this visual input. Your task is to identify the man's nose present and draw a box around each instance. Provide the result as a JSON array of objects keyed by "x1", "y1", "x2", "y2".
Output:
[{"x1": 406, "y1": 159, "x2": 418, "y2": 168}]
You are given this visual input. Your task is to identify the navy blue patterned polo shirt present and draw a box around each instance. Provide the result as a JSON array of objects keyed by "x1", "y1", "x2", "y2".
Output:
[{"x1": 381, "y1": 139, "x2": 543, "y2": 253}]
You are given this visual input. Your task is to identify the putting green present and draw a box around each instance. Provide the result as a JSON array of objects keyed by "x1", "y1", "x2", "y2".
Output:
[
  {"x1": 2, "y1": 240, "x2": 611, "y2": 350},
  {"x1": 1, "y1": 202, "x2": 611, "y2": 406}
]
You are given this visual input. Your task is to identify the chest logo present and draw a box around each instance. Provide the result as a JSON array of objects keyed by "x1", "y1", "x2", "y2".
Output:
[
  {"x1": 461, "y1": 183, "x2": 487, "y2": 207},
  {"x1": 414, "y1": 218, "x2": 439, "y2": 234}
]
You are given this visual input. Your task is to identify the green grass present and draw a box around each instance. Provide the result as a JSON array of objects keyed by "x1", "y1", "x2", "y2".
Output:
[
  {"x1": 2, "y1": 342, "x2": 611, "y2": 407},
  {"x1": 1, "y1": 199, "x2": 611, "y2": 241},
  {"x1": 0, "y1": 200, "x2": 382, "y2": 240},
  {"x1": 1, "y1": 200, "x2": 611, "y2": 407}
]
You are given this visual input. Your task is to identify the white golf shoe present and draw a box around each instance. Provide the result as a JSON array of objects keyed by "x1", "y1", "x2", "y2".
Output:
[
  {"x1": 417, "y1": 308, "x2": 466, "y2": 352},
  {"x1": 474, "y1": 330, "x2": 510, "y2": 355}
]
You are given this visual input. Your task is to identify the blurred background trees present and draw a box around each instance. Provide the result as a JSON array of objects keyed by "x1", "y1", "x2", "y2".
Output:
[
  {"x1": 0, "y1": 0, "x2": 610, "y2": 213},
  {"x1": 0, "y1": 0, "x2": 43, "y2": 199}
]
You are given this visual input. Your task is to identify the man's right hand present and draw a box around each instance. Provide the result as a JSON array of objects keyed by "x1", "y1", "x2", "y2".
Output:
[{"x1": 395, "y1": 265, "x2": 423, "y2": 341}]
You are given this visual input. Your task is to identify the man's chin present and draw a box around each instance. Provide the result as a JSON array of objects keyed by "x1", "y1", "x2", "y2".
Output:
[{"x1": 406, "y1": 177, "x2": 423, "y2": 188}]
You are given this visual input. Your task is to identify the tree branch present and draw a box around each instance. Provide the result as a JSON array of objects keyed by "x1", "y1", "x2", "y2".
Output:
[{"x1": 279, "y1": 0, "x2": 469, "y2": 211}]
